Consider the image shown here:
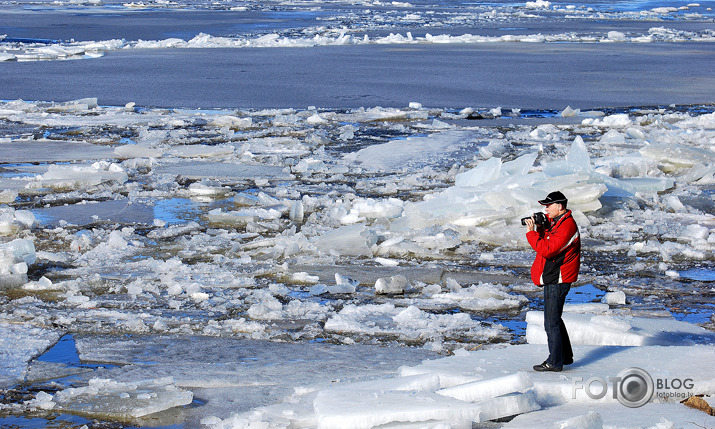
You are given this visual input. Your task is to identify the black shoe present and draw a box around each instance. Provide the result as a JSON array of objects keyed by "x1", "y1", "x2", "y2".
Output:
[
  {"x1": 533, "y1": 361, "x2": 562, "y2": 372},
  {"x1": 564, "y1": 357, "x2": 574, "y2": 365}
]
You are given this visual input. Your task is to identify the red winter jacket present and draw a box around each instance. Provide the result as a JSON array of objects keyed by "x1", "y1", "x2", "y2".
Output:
[{"x1": 526, "y1": 210, "x2": 580, "y2": 286}]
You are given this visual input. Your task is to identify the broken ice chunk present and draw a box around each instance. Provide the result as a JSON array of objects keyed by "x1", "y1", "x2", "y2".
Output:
[
  {"x1": 437, "y1": 372, "x2": 533, "y2": 403},
  {"x1": 46, "y1": 98, "x2": 98, "y2": 113},
  {"x1": 315, "y1": 224, "x2": 377, "y2": 257},
  {"x1": 525, "y1": 310, "x2": 715, "y2": 346},
  {"x1": 455, "y1": 157, "x2": 502, "y2": 188},
  {"x1": 565, "y1": 136, "x2": 592, "y2": 174},
  {"x1": 325, "y1": 303, "x2": 508, "y2": 343},
  {"x1": 30, "y1": 162, "x2": 128, "y2": 190},
  {"x1": 206, "y1": 207, "x2": 282, "y2": 226},
  {"x1": 52, "y1": 377, "x2": 193, "y2": 419},
  {"x1": 344, "y1": 130, "x2": 475, "y2": 171},
  {"x1": 313, "y1": 374, "x2": 479, "y2": 429},
  {"x1": 166, "y1": 144, "x2": 234, "y2": 158},
  {"x1": 26, "y1": 391, "x2": 56, "y2": 410},
  {"x1": 429, "y1": 283, "x2": 528, "y2": 312},
  {"x1": 601, "y1": 291, "x2": 627, "y2": 305},
  {"x1": 0, "y1": 238, "x2": 36, "y2": 289},
  {"x1": 0, "y1": 189, "x2": 18, "y2": 204},
  {"x1": 289, "y1": 200, "x2": 304, "y2": 223},
  {"x1": 640, "y1": 143, "x2": 715, "y2": 172},
  {"x1": 114, "y1": 144, "x2": 163, "y2": 159},
  {"x1": 478, "y1": 391, "x2": 540, "y2": 422},
  {"x1": 331, "y1": 273, "x2": 358, "y2": 294},
  {"x1": 560, "y1": 106, "x2": 580, "y2": 117},
  {"x1": 188, "y1": 182, "x2": 232, "y2": 197},
  {"x1": 375, "y1": 275, "x2": 407, "y2": 294}
]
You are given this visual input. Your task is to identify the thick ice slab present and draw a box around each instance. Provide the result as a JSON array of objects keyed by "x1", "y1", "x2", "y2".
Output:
[
  {"x1": 0, "y1": 207, "x2": 36, "y2": 288},
  {"x1": 526, "y1": 309, "x2": 715, "y2": 346},
  {"x1": 46, "y1": 377, "x2": 193, "y2": 420},
  {"x1": 312, "y1": 374, "x2": 541, "y2": 428},
  {"x1": 345, "y1": 130, "x2": 479, "y2": 170}
]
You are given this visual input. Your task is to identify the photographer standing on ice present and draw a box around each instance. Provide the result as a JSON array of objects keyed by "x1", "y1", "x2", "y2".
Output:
[{"x1": 524, "y1": 191, "x2": 580, "y2": 372}]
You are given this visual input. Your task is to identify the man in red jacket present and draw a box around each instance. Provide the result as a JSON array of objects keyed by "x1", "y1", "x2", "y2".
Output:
[{"x1": 525, "y1": 191, "x2": 580, "y2": 372}]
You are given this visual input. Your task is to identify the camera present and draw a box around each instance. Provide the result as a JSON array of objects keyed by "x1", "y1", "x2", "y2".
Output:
[{"x1": 521, "y1": 212, "x2": 548, "y2": 227}]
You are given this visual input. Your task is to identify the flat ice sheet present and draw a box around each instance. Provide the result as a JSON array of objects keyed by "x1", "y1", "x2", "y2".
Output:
[
  {"x1": 0, "y1": 321, "x2": 62, "y2": 388},
  {"x1": 0, "y1": 140, "x2": 116, "y2": 163},
  {"x1": 2, "y1": 42, "x2": 713, "y2": 110},
  {"x1": 74, "y1": 334, "x2": 438, "y2": 425}
]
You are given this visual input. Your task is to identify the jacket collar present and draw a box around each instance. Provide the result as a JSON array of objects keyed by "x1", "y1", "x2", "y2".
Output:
[{"x1": 548, "y1": 210, "x2": 571, "y2": 230}]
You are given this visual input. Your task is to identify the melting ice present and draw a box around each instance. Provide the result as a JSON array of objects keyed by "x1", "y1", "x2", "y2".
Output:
[{"x1": 1, "y1": 97, "x2": 714, "y2": 427}]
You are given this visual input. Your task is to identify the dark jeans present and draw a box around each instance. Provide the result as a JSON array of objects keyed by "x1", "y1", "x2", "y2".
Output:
[{"x1": 543, "y1": 282, "x2": 573, "y2": 367}]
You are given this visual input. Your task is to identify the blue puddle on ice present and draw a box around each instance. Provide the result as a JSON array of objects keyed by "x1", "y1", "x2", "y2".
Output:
[
  {"x1": 152, "y1": 197, "x2": 236, "y2": 226},
  {"x1": 29, "y1": 196, "x2": 237, "y2": 228},
  {"x1": 489, "y1": 317, "x2": 527, "y2": 341},
  {"x1": 0, "y1": 411, "x2": 183, "y2": 429},
  {"x1": 567, "y1": 283, "x2": 605, "y2": 304},
  {"x1": 36, "y1": 333, "x2": 121, "y2": 369},
  {"x1": 37, "y1": 333, "x2": 81, "y2": 365}
]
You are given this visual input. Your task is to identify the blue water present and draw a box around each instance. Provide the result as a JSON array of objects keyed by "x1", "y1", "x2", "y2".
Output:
[
  {"x1": 152, "y1": 197, "x2": 236, "y2": 226},
  {"x1": 679, "y1": 268, "x2": 715, "y2": 282},
  {"x1": 567, "y1": 283, "x2": 605, "y2": 304},
  {"x1": 671, "y1": 303, "x2": 715, "y2": 324},
  {"x1": 36, "y1": 333, "x2": 81, "y2": 365}
]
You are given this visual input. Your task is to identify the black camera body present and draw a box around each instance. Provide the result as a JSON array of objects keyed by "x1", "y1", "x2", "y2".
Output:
[{"x1": 521, "y1": 212, "x2": 548, "y2": 227}]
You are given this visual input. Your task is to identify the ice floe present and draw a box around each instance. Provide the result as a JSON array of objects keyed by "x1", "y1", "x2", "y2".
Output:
[{"x1": 33, "y1": 377, "x2": 193, "y2": 420}]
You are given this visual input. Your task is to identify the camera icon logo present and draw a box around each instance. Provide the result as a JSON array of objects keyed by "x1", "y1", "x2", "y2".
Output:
[{"x1": 616, "y1": 367, "x2": 654, "y2": 408}]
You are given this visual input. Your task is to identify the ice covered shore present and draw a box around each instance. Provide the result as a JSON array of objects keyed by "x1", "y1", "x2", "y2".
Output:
[{"x1": 204, "y1": 307, "x2": 715, "y2": 428}]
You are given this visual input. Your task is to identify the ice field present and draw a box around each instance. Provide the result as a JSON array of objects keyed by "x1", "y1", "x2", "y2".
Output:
[{"x1": 1, "y1": 0, "x2": 715, "y2": 427}]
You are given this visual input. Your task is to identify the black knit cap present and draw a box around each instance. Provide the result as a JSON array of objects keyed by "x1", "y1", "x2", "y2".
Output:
[{"x1": 539, "y1": 191, "x2": 568, "y2": 206}]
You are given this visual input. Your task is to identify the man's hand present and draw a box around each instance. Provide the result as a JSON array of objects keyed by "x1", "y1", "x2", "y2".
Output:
[{"x1": 525, "y1": 217, "x2": 536, "y2": 232}]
